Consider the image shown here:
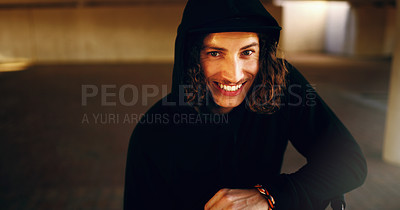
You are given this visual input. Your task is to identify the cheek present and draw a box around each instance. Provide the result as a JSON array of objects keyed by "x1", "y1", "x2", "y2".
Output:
[
  {"x1": 201, "y1": 61, "x2": 220, "y2": 78},
  {"x1": 244, "y1": 59, "x2": 259, "y2": 75}
]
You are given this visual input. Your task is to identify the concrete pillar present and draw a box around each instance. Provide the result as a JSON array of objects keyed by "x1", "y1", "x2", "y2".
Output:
[
  {"x1": 383, "y1": 0, "x2": 400, "y2": 166},
  {"x1": 348, "y1": 4, "x2": 389, "y2": 56},
  {"x1": 383, "y1": 5, "x2": 397, "y2": 56}
]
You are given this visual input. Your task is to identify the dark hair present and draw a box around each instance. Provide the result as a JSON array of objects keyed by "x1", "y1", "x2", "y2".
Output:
[{"x1": 183, "y1": 32, "x2": 288, "y2": 114}]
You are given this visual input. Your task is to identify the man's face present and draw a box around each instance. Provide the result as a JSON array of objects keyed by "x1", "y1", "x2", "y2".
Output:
[{"x1": 200, "y1": 32, "x2": 260, "y2": 111}]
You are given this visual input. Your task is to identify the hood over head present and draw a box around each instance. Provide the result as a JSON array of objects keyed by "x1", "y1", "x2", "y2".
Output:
[{"x1": 171, "y1": 0, "x2": 281, "y2": 100}]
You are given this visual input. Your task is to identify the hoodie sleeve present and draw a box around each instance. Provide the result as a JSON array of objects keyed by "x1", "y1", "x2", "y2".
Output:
[
  {"x1": 264, "y1": 63, "x2": 367, "y2": 210},
  {"x1": 124, "y1": 119, "x2": 175, "y2": 210}
]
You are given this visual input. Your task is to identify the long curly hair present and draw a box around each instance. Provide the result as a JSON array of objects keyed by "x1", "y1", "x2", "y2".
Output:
[{"x1": 183, "y1": 32, "x2": 288, "y2": 114}]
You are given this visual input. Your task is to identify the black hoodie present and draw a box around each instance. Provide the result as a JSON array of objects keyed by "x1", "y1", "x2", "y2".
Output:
[{"x1": 124, "y1": 0, "x2": 367, "y2": 209}]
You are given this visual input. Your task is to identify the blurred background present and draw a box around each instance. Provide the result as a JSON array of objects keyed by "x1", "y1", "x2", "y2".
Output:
[{"x1": 1, "y1": 0, "x2": 400, "y2": 209}]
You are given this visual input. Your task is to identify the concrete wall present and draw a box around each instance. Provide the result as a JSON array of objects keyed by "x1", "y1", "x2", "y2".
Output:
[
  {"x1": 280, "y1": 1, "x2": 396, "y2": 56},
  {"x1": 0, "y1": 3, "x2": 282, "y2": 63},
  {"x1": 281, "y1": 1, "x2": 328, "y2": 53},
  {"x1": 0, "y1": 5, "x2": 183, "y2": 63},
  {"x1": 325, "y1": 1, "x2": 351, "y2": 55},
  {"x1": 350, "y1": 4, "x2": 397, "y2": 57},
  {"x1": 383, "y1": 6, "x2": 397, "y2": 56},
  {"x1": 351, "y1": 5, "x2": 390, "y2": 56},
  {"x1": 0, "y1": 1, "x2": 395, "y2": 62}
]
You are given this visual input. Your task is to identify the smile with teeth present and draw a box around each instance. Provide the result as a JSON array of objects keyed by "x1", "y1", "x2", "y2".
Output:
[{"x1": 217, "y1": 82, "x2": 243, "y2": 92}]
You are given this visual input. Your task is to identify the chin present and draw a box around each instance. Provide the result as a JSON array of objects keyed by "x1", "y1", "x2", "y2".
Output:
[{"x1": 212, "y1": 95, "x2": 245, "y2": 108}]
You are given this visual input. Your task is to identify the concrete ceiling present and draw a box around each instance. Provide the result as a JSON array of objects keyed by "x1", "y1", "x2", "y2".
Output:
[
  {"x1": 280, "y1": 0, "x2": 395, "y2": 5},
  {"x1": 0, "y1": 0, "x2": 396, "y2": 9}
]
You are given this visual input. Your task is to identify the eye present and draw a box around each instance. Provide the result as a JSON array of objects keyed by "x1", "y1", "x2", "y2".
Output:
[
  {"x1": 242, "y1": 50, "x2": 254, "y2": 56},
  {"x1": 208, "y1": 51, "x2": 220, "y2": 57}
]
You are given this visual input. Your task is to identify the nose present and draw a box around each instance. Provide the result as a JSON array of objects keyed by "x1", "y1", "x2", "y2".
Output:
[{"x1": 221, "y1": 55, "x2": 244, "y2": 84}]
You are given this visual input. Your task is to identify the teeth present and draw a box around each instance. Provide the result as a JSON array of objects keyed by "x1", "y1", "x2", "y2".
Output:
[{"x1": 218, "y1": 83, "x2": 243, "y2": 92}]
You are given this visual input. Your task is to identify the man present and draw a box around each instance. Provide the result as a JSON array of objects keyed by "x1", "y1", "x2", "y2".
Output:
[{"x1": 124, "y1": 0, "x2": 367, "y2": 209}]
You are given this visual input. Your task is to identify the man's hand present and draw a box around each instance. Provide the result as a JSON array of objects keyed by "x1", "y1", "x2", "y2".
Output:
[{"x1": 204, "y1": 188, "x2": 270, "y2": 210}]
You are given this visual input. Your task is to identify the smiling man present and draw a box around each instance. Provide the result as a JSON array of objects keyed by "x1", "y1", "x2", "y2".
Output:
[
  {"x1": 124, "y1": 0, "x2": 367, "y2": 210},
  {"x1": 200, "y1": 32, "x2": 260, "y2": 112}
]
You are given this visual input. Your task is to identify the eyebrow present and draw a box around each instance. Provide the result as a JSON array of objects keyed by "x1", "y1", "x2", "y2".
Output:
[
  {"x1": 202, "y1": 46, "x2": 227, "y2": 51},
  {"x1": 202, "y1": 42, "x2": 259, "y2": 51},
  {"x1": 240, "y1": 42, "x2": 259, "y2": 50}
]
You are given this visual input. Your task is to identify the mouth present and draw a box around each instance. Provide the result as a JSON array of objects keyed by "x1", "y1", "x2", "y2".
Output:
[{"x1": 213, "y1": 81, "x2": 246, "y2": 96}]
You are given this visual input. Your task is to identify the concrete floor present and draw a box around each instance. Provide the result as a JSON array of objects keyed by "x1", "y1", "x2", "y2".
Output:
[{"x1": 0, "y1": 54, "x2": 399, "y2": 209}]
